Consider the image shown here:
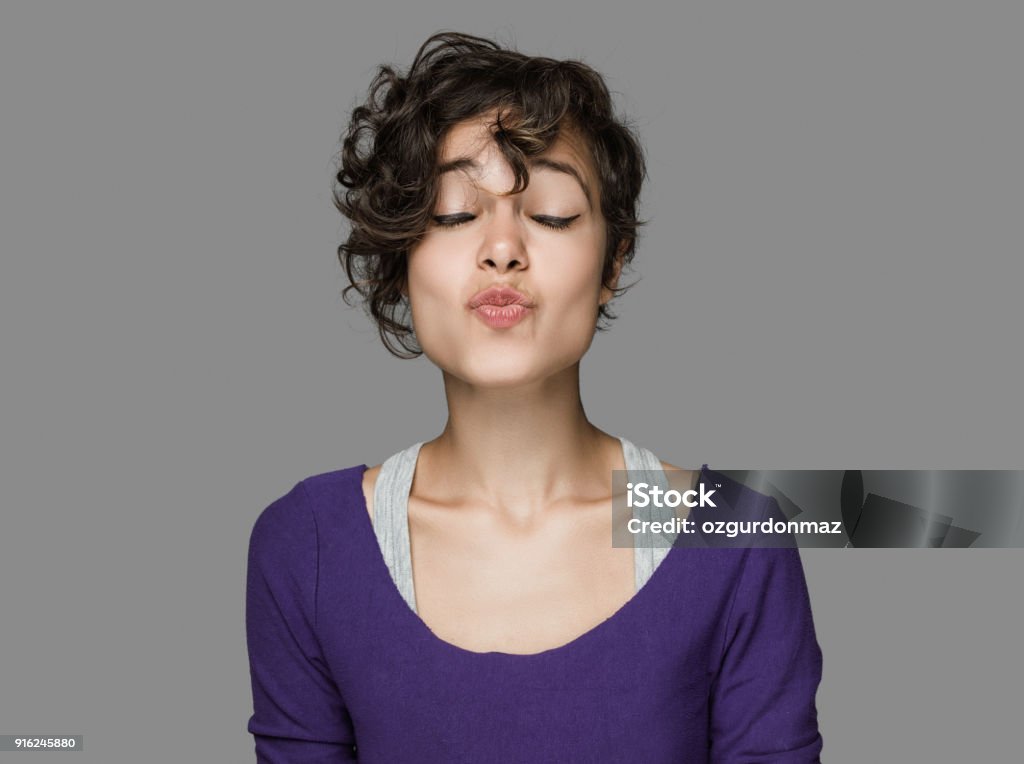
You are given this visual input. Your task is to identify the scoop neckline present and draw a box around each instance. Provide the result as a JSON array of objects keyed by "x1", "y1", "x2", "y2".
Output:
[{"x1": 348, "y1": 457, "x2": 710, "y2": 660}]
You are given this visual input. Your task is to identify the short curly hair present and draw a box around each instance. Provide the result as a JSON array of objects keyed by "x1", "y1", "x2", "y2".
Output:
[{"x1": 334, "y1": 31, "x2": 647, "y2": 358}]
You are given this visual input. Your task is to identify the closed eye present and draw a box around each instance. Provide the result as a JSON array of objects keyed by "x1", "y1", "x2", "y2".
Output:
[
  {"x1": 432, "y1": 213, "x2": 476, "y2": 228},
  {"x1": 533, "y1": 215, "x2": 580, "y2": 230},
  {"x1": 431, "y1": 213, "x2": 581, "y2": 230}
]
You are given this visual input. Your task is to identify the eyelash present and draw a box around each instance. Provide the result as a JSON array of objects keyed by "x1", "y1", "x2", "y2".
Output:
[{"x1": 432, "y1": 214, "x2": 580, "y2": 231}]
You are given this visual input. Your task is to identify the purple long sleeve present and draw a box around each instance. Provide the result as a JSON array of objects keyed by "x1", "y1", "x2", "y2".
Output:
[
  {"x1": 709, "y1": 543, "x2": 824, "y2": 760},
  {"x1": 244, "y1": 466, "x2": 823, "y2": 762},
  {"x1": 246, "y1": 484, "x2": 358, "y2": 761}
]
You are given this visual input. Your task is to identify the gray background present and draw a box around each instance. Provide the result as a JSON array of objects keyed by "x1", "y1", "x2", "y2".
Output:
[{"x1": 1, "y1": 1, "x2": 1020, "y2": 761}]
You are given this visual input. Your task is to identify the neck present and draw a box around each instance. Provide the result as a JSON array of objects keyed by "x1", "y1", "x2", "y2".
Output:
[{"x1": 416, "y1": 363, "x2": 623, "y2": 515}]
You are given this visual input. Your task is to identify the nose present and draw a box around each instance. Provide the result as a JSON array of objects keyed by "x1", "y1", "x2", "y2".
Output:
[{"x1": 478, "y1": 207, "x2": 528, "y2": 273}]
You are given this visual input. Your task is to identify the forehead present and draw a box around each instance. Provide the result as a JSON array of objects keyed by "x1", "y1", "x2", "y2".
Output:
[{"x1": 437, "y1": 113, "x2": 599, "y2": 197}]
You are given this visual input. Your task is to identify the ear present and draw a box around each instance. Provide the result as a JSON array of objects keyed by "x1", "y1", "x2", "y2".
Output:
[{"x1": 599, "y1": 239, "x2": 629, "y2": 306}]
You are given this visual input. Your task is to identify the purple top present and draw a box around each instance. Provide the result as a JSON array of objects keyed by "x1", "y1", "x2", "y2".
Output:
[{"x1": 245, "y1": 463, "x2": 823, "y2": 762}]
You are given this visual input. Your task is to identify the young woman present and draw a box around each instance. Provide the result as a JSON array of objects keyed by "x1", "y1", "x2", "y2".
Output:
[{"x1": 246, "y1": 31, "x2": 823, "y2": 762}]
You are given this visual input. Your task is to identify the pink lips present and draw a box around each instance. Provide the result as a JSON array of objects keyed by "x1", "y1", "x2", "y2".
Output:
[{"x1": 468, "y1": 285, "x2": 534, "y2": 329}]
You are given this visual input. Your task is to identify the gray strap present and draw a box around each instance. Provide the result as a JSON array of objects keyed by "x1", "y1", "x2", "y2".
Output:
[
  {"x1": 372, "y1": 441, "x2": 423, "y2": 613},
  {"x1": 618, "y1": 437, "x2": 675, "y2": 593},
  {"x1": 372, "y1": 437, "x2": 675, "y2": 615}
]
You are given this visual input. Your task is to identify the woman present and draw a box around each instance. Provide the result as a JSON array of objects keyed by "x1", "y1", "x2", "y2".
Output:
[{"x1": 246, "y1": 31, "x2": 823, "y2": 762}]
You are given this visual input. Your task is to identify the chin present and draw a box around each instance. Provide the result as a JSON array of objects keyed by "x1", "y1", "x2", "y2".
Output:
[
  {"x1": 453, "y1": 352, "x2": 547, "y2": 389},
  {"x1": 440, "y1": 345, "x2": 586, "y2": 390},
  {"x1": 422, "y1": 341, "x2": 533, "y2": 385},
  {"x1": 419, "y1": 323, "x2": 595, "y2": 383}
]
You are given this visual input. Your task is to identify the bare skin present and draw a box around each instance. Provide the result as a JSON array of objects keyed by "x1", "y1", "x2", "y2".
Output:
[{"x1": 362, "y1": 445, "x2": 700, "y2": 655}]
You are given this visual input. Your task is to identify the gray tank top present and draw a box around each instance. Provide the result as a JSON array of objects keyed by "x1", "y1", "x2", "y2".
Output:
[{"x1": 371, "y1": 436, "x2": 674, "y2": 615}]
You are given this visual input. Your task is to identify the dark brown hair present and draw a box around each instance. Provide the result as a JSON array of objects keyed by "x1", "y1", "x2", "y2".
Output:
[{"x1": 334, "y1": 31, "x2": 647, "y2": 358}]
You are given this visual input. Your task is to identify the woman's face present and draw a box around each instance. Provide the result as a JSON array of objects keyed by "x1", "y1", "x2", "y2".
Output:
[{"x1": 407, "y1": 113, "x2": 618, "y2": 388}]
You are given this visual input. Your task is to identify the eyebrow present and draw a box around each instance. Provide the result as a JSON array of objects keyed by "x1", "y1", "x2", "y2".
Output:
[{"x1": 438, "y1": 156, "x2": 593, "y2": 209}]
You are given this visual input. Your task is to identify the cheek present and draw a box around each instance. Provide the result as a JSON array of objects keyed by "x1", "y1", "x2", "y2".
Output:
[
  {"x1": 407, "y1": 245, "x2": 458, "y2": 311},
  {"x1": 539, "y1": 241, "x2": 607, "y2": 317},
  {"x1": 405, "y1": 244, "x2": 472, "y2": 362}
]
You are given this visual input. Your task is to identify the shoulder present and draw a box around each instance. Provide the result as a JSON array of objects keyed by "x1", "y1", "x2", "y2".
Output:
[
  {"x1": 248, "y1": 480, "x2": 312, "y2": 558},
  {"x1": 249, "y1": 465, "x2": 369, "y2": 565},
  {"x1": 649, "y1": 457, "x2": 777, "y2": 521},
  {"x1": 300, "y1": 463, "x2": 370, "y2": 518},
  {"x1": 691, "y1": 466, "x2": 780, "y2": 520},
  {"x1": 245, "y1": 480, "x2": 318, "y2": 613},
  {"x1": 658, "y1": 460, "x2": 701, "y2": 493},
  {"x1": 685, "y1": 466, "x2": 795, "y2": 548}
]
